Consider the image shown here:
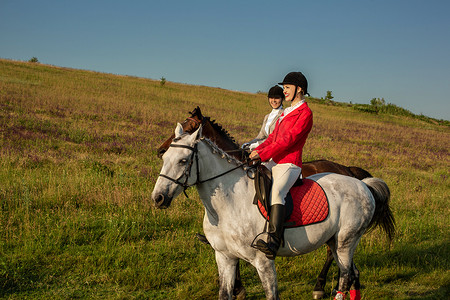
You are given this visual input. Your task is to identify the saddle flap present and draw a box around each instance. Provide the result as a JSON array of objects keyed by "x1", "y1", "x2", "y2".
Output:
[{"x1": 253, "y1": 165, "x2": 272, "y2": 207}]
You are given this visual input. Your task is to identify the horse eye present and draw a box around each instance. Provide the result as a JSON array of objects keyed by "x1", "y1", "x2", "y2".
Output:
[{"x1": 179, "y1": 159, "x2": 188, "y2": 165}]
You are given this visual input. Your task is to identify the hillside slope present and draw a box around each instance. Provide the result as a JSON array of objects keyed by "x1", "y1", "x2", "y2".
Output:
[{"x1": 1, "y1": 59, "x2": 449, "y2": 299}]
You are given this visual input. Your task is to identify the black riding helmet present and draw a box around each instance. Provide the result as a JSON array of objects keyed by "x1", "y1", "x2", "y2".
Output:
[
  {"x1": 267, "y1": 85, "x2": 285, "y2": 100},
  {"x1": 278, "y1": 72, "x2": 308, "y2": 98}
]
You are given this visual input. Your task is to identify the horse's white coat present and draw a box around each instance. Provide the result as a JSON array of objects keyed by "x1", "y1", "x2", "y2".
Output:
[{"x1": 152, "y1": 124, "x2": 377, "y2": 299}]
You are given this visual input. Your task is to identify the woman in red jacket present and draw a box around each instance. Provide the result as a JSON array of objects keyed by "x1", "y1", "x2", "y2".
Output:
[{"x1": 250, "y1": 72, "x2": 313, "y2": 260}]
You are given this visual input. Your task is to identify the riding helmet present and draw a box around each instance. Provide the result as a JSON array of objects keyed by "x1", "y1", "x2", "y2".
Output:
[
  {"x1": 267, "y1": 85, "x2": 285, "y2": 99},
  {"x1": 278, "y1": 72, "x2": 308, "y2": 95}
]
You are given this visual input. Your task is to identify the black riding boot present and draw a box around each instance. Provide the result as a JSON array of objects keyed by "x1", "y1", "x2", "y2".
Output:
[{"x1": 254, "y1": 204, "x2": 285, "y2": 260}]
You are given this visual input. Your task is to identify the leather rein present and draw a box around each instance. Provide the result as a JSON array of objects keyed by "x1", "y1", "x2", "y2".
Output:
[{"x1": 158, "y1": 141, "x2": 255, "y2": 198}]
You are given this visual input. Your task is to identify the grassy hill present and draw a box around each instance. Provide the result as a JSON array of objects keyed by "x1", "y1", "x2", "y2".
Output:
[{"x1": 1, "y1": 58, "x2": 449, "y2": 299}]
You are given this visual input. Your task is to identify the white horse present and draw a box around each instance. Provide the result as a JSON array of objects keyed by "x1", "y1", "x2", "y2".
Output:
[{"x1": 152, "y1": 124, "x2": 390, "y2": 300}]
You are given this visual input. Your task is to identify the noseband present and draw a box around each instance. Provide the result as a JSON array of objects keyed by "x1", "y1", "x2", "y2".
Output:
[{"x1": 158, "y1": 141, "x2": 251, "y2": 197}]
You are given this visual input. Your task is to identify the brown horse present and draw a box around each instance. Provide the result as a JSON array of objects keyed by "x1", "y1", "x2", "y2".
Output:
[{"x1": 156, "y1": 106, "x2": 395, "y2": 299}]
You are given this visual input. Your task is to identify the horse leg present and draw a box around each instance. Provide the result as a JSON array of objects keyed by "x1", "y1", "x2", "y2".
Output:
[
  {"x1": 254, "y1": 257, "x2": 279, "y2": 300},
  {"x1": 198, "y1": 232, "x2": 246, "y2": 299},
  {"x1": 215, "y1": 251, "x2": 238, "y2": 300},
  {"x1": 335, "y1": 262, "x2": 361, "y2": 300},
  {"x1": 332, "y1": 269, "x2": 340, "y2": 297},
  {"x1": 333, "y1": 263, "x2": 363, "y2": 300},
  {"x1": 349, "y1": 263, "x2": 361, "y2": 300},
  {"x1": 327, "y1": 239, "x2": 357, "y2": 300},
  {"x1": 233, "y1": 261, "x2": 246, "y2": 299},
  {"x1": 312, "y1": 246, "x2": 334, "y2": 299}
]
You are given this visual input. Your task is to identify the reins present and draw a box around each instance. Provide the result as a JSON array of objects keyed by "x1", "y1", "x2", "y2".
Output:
[
  {"x1": 158, "y1": 140, "x2": 257, "y2": 198},
  {"x1": 224, "y1": 149, "x2": 246, "y2": 153}
]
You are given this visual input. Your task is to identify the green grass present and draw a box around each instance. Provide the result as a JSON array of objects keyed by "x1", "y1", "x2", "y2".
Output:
[{"x1": 0, "y1": 58, "x2": 449, "y2": 299}]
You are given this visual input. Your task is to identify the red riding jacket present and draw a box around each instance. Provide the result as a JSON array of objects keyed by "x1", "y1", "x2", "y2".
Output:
[{"x1": 255, "y1": 102, "x2": 313, "y2": 167}]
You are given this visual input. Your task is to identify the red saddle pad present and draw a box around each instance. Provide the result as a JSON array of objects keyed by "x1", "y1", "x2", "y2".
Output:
[{"x1": 257, "y1": 178, "x2": 329, "y2": 228}]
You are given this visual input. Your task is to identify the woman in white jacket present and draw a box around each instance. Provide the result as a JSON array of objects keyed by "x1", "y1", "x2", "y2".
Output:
[{"x1": 243, "y1": 85, "x2": 285, "y2": 152}]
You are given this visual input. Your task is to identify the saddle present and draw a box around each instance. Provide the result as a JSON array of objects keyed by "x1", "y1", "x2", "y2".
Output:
[{"x1": 253, "y1": 164, "x2": 329, "y2": 228}]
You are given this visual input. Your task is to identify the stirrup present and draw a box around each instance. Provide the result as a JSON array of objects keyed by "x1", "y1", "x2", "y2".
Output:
[
  {"x1": 251, "y1": 233, "x2": 280, "y2": 260},
  {"x1": 254, "y1": 240, "x2": 277, "y2": 260}
]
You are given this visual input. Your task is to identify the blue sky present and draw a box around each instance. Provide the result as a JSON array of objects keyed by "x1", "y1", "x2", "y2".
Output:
[{"x1": 1, "y1": 0, "x2": 449, "y2": 120}]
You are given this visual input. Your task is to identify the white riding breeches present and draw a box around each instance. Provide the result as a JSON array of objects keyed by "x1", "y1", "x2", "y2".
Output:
[
  {"x1": 262, "y1": 159, "x2": 277, "y2": 171},
  {"x1": 270, "y1": 163, "x2": 302, "y2": 206}
]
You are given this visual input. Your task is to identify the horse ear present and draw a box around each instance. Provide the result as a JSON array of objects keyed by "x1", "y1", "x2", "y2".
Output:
[
  {"x1": 191, "y1": 124, "x2": 203, "y2": 140},
  {"x1": 175, "y1": 123, "x2": 184, "y2": 138}
]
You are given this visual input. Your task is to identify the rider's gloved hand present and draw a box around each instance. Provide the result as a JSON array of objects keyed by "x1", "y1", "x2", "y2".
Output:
[
  {"x1": 249, "y1": 142, "x2": 259, "y2": 151},
  {"x1": 248, "y1": 150, "x2": 261, "y2": 166}
]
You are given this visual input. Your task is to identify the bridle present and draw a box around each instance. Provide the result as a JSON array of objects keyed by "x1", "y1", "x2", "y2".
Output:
[
  {"x1": 158, "y1": 140, "x2": 254, "y2": 197},
  {"x1": 184, "y1": 117, "x2": 201, "y2": 127}
]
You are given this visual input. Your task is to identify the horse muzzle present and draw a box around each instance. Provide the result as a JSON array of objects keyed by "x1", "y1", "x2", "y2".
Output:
[{"x1": 153, "y1": 193, "x2": 172, "y2": 209}]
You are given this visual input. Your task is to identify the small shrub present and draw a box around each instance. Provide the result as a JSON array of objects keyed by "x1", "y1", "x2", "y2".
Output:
[
  {"x1": 379, "y1": 103, "x2": 413, "y2": 117},
  {"x1": 370, "y1": 97, "x2": 385, "y2": 107},
  {"x1": 160, "y1": 77, "x2": 166, "y2": 87},
  {"x1": 353, "y1": 104, "x2": 378, "y2": 114},
  {"x1": 28, "y1": 57, "x2": 39, "y2": 63}
]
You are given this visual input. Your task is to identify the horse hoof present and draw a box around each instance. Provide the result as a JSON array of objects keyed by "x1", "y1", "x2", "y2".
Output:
[
  {"x1": 233, "y1": 286, "x2": 247, "y2": 300},
  {"x1": 312, "y1": 290, "x2": 325, "y2": 299}
]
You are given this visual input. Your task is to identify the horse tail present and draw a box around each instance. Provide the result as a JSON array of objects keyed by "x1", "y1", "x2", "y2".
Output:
[{"x1": 362, "y1": 177, "x2": 395, "y2": 241}]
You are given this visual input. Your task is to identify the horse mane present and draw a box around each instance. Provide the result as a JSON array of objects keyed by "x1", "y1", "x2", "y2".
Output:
[
  {"x1": 203, "y1": 116, "x2": 240, "y2": 149},
  {"x1": 200, "y1": 137, "x2": 242, "y2": 166},
  {"x1": 172, "y1": 115, "x2": 242, "y2": 166},
  {"x1": 189, "y1": 106, "x2": 240, "y2": 150}
]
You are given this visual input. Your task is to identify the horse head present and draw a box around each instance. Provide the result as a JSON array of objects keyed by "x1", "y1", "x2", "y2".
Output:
[{"x1": 152, "y1": 123, "x2": 203, "y2": 209}]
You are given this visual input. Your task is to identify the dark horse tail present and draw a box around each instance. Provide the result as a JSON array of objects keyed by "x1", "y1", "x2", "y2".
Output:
[{"x1": 362, "y1": 177, "x2": 396, "y2": 241}]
